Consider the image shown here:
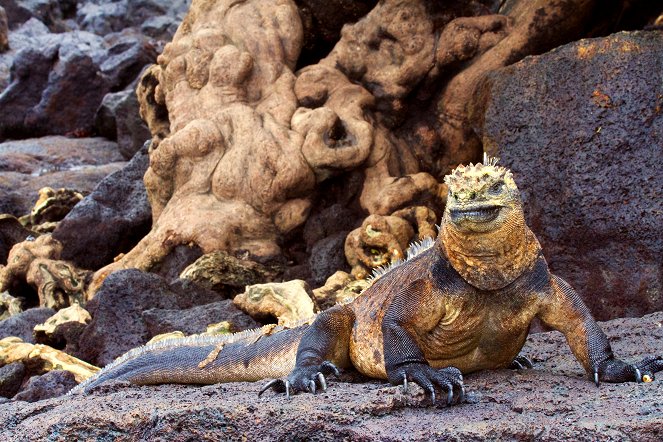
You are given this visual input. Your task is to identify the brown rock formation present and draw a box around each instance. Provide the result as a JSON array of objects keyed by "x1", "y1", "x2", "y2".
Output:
[{"x1": 90, "y1": 0, "x2": 645, "y2": 297}]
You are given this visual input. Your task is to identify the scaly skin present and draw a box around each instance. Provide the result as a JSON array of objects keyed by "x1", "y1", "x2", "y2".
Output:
[{"x1": 74, "y1": 158, "x2": 662, "y2": 403}]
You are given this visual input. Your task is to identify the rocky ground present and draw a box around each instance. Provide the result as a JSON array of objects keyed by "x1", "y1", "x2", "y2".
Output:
[
  {"x1": 0, "y1": 312, "x2": 661, "y2": 441},
  {"x1": 0, "y1": 1, "x2": 662, "y2": 441}
]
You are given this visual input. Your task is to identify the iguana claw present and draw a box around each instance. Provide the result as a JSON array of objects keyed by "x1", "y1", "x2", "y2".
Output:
[
  {"x1": 390, "y1": 363, "x2": 464, "y2": 406},
  {"x1": 592, "y1": 356, "x2": 662, "y2": 385},
  {"x1": 318, "y1": 372, "x2": 327, "y2": 391},
  {"x1": 259, "y1": 361, "x2": 340, "y2": 398},
  {"x1": 509, "y1": 355, "x2": 534, "y2": 370}
]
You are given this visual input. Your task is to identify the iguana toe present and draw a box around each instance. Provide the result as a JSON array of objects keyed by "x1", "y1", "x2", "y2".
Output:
[
  {"x1": 593, "y1": 356, "x2": 662, "y2": 385},
  {"x1": 509, "y1": 355, "x2": 534, "y2": 370},
  {"x1": 391, "y1": 363, "x2": 464, "y2": 406},
  {"x1": 259, "y1": 361, "x2": 340, "y2": 398}
]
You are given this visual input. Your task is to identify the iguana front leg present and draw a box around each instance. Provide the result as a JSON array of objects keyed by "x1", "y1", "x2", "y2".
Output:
[
  {"x1": 538, "y1": 275, "x2": 662, "y2": 384},
  {"x1": 382, "y1": 279, "x2": 465, "y2": 405},
  {"x1": 260, "y1": 304, "x2": 355, "y2": 397}
]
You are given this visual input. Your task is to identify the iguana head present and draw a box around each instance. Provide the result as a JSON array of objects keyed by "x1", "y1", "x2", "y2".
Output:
[
  {"x1": 440, "y1": 155, "x2": 540, "y2": 290},
  {"x1": 443, "y1": 155, "x2": 521, "y2": 233}
]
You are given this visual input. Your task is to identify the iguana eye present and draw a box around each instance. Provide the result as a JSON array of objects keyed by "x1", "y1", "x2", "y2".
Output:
[{"x1": 489, "y1": 182, "x2": 503, "y2": 193}]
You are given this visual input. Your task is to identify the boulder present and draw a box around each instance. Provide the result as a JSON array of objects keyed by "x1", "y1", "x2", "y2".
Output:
[
  {"x1": 0, "y1": 136, "x2": 125, "y2": 217},
  {"x1": 0, "y1": 24, "x2": 157, "y2": 140},
  {"x1": 474, "y1": 31, "x2": 663, "y2": 320},
  {"x1": 13, "y1": 370, "x2": 77, "y2": 402},
  {"x1": 308, "y1": 231, "x2": 350, "y2": 288},
  {"x1": 95, "y1": 86, "x2": 151, "y2": 159},
  {"x1": 53, "y1": 142, "x2": 150, "y2": 270},
  {"x1": 0, "y1": 307, "x2": 54, "y2": 342},
  {"x1": 142, "y1": 300, "x2": 259, "y2": 337},
  {"x1": 76, "y1": 270, "x2": 226, "y2": 366},
  {"x1": 0, "y1": 362, "x2": 24, "y2": 398}
]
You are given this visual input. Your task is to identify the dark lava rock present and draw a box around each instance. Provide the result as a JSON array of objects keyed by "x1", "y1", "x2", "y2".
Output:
[
  {"x1": 1, "y1": 312, "x2": 662, "y2": 440},
  {"x1": 95, "y1": 86, "x2": 151, "y2": 159},
  {"x1": 0, "y1": 215, "x2": 34, "y2": 265},
  {"x1": 0, "y1": 24, "x2": 156, "y2": 140},
  {"x1": 34, "y1": 319, "x2": 88, "y2": 355},
  {"x1": 13, "y1": 370, "x2": 77, "y2": 402},
  {"x1": 76, "y1": 0, "x2": 189, "y2": 38},
  {"x1": 76, "y1": 270, "x2": 227, "y2": 366},
  {"x1": 0, "y1": 0, "x2": 74, "y2": 33},
  {"x1": 0, "y1": 307, "x2": 55, "y2": 343},
  {"x1": 0, "y1": 362, "x2": 25, "y2": 398},
  {"x1": 475, "y1": 31, "x2": 663, "y2": 321},
  {"x1": 308, "y1": 230, "x2": 350, "y2": 288},
  {"x1": 142, "y1": 300, "x2": 259, "y2": 337},
  {"x1": 53, "y1": 143, "x2": 150, "y2": 270},
  {"x1": 0, "y1": 136, "x2": 124, "y2": 217}
]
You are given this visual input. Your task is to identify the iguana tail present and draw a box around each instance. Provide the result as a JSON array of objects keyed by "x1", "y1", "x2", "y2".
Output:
[{"x1": 70, "y1": 324, "x2": 309, "y2": 394}]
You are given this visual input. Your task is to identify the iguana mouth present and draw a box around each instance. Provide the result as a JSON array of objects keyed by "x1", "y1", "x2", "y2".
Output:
[{"x1": 449, "y1": 205, "x2": 501, "y2": 224}]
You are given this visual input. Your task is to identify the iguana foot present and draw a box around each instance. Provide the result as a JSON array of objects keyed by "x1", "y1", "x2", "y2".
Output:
[
  {"x1": 509, "y1": 355, "x2": 534, "y2": 370},
  {"x1": 593, "y1": 356, "x2": 663, "y2": 386},
  {"x1": 390, "y1": 363, "x2": 465, "y2": 406},
  {"x1": 258, "y1": 361, "x2": 340, "y2": 398}
]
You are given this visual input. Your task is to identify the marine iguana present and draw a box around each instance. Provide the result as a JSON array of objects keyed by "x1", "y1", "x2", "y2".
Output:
[{"x1": 72, "y1": 157, "x2": 662, "y2": 403}]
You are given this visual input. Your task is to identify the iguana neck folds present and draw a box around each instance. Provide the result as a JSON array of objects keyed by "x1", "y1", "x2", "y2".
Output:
[{"x1": 440, "y1": 207, "x2": 541, "y2": 291}]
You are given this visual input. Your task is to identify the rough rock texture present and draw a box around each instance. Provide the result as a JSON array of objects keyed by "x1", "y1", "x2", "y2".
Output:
[
  {"x1": 76, "y1": 0, "x2": 190, "y2": 38},
  {"x1": 33, "y1": 304, "x2": 90, "y2": 352},
  {"x1": 178, "y1": 250, "x2": 278, "y2": 297},
  {"x1": 0, "y1": 235, "x2": 89, "y2": 310},
  {"x1": 52, "y1": 143, "x2": 151, "y2": 270},
  {"x1": 76, "y1": 269, "x2": 230, "y2": 366},
  {"x1": 0, "y1": 136, "x2": 124, "y2": 217},
  {"x1": 0, "y1": 215, "x2": 34, "y2": 264},
  {"x1": 95, "y1": 85, "x2": 152, "y2": 159},
  {"x1": 12, "y1": 370, "x2": 77, "y2": 402},
  {"x1": 142, "y1": 300, "x2": 259, "y2": 337},
  {"x1": 233, "y1": 280, "x2": 317, "y2": 326},
  {"x1": 475, "y1": 31, "x2": 663, "y2": 320},
  {"x1": 90, "y1": 0, "x2": 640, "y2": 296},
  {"x1": 1, "y1": 312, "x2": 661, "y2": 440},
  {"x1": 0, "y1": 307, "x2": 54, "y2": 343},
  {"x1": 0, "y1": 362, "x2": 24, "y2": 398},
  {"x1": 0, "y1": 20, "x2": 157, "y2": 140}
]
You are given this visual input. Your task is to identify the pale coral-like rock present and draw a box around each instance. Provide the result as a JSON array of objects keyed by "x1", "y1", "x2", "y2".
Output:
[
  {"x1": 0, "y1": 291, "x2": 22, "y2": 320},
  {"x1": 311, "y1": 270, "x2": 367, "y2": 311},
  {"x1": 179, "y1": 251, "x2": 277, "y2": 296},
  {"x1": 0, "y1": 235, "x2": 90, "y2": 309},
  {"x1": 233, "y1": 280, "x2": 316, "y2": 326},
  {"x1": 0, "y1": 336, "x2": 99, "y2": 383},
  {"x1": 33, "y1": 304, "x2": 91, "y2": 338},
  {"x1": 23, "y1": 187, "x2": 84, "y2": 228}
]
